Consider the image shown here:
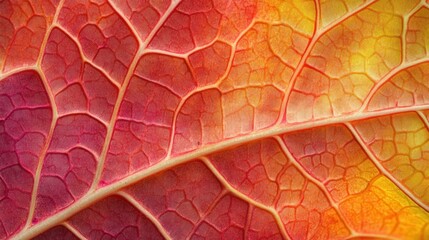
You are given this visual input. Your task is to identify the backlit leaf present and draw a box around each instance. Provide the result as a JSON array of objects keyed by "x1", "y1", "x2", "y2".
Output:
[{"x1": 1, "y1": 0, "x2": 429, "y2": 239}]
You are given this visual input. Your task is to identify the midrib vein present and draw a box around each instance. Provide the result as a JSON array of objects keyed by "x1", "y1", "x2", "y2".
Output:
[{"x1": 12, "y1": 104, "x2": 429, "y2": 240}]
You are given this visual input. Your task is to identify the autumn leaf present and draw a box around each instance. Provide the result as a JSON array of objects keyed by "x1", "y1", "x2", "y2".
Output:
[{"x1": 1, "y1": 0, "x2": 429, "y2": 239}]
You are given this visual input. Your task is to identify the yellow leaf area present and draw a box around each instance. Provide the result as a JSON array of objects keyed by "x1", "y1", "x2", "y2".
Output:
[{"x1": 202, "y1": 0, "x2": 429, "y2": 238}]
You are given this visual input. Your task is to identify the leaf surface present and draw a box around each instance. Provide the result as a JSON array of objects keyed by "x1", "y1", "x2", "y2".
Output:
[{"x1": 1, "y1": 0, "x2": 429, "y2": 239}]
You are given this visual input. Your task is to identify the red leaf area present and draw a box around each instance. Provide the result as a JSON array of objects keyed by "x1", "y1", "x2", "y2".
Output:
[{"x1": 1, "y1": 0, "x2": 429, "y2": 239}]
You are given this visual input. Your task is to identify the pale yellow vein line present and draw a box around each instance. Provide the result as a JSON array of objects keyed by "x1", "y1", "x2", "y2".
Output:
[
  {"x1": 33, "y1": 0, "x2": 64, "y2": 111},
  {"x1": 274, "y1": 137, "x2": 338, "y2": 209},
  {"x1": 0, "y1": 66, "x2": 38, "y2": 81},
  {"x1": 0, "y1": 0, "x2": 62, "y2": 73},
  {"x1": 107, "y1": 0, "x2": 144, "y2": 47},
  {"x1": 22, "y1": 0, "x2": 66, "y2": 227},
  {"x1": 53, "y1": 111, "x2": 108, "y2": 128},
  {"x1": 24, "y1": 67, "x2": 60, "y2": 228},
  {"x1": 90, "y1": 0, "x2": 183, "y2": 190},
  {"x1": 314, "y1": 0, "x2": 321, "y2": 30},
  {"x1": 116, "y1": 192, "x2": 172, "y2": 240},
  {"x1": 400, "y1": 1, "x2": 426, "y2": 63},
  {"x1": 141, "y1": 21, "x2": 224, "y2": 59},
  {"x1": 140, "y1": 0, "x2": 182, "y2": 50},
  {"x1": 417, "y1": 111, "x2": 429, "y2": 130},
  {"x1": 401, "y1": 8, "x2": 408, "y2": 63},
  {"x1": 345, "y1": 122, "x2": 429, "y2": 212},
  {"x1": 200, "y1": 157, "x2": 291, "y2": 240},
  {"x1": 35, "y1": 0, "x2": 65, "y2": 67},
  {"x1": 0, "y1": 0, "x2": 67, "y2": 72},
  {"x1": 165, "y1": 85, "x2": 220, "y2": 158},
  {"x1": 185, "y1": 190, "x2": 228, "y2": 240},
  {"x1": 359, "y1": 57, "x2": 429, "y2": 112},
  {"x1": 273, "y1": 136, "x2": 357, "y2": 236},
  {"x1": 405, "y1": 2, "x2": 426, "y2": 35},
  {"x1": 143, "y1": 49, "x2": 190, "y2": 58},
  {"x1": 345, "y1": 232, "x2": 401, "y2": 240},
  {"x1": 62, "y1": 222, "x2": 88, "y2": 240},
  {"x1": 11, "y1": 105, "x2": 429, "y2": 239},
  {"x1": 165, "y1": 19, "x2": 258, "y2": 157},
  {"x1": 276, "y1": 0, "x2": 378, "y2": 125}
]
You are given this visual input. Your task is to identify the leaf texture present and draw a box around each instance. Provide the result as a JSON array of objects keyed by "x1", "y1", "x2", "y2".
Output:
[{"x1": 1, "y1": 0, "x2": 429, "y2": 239}]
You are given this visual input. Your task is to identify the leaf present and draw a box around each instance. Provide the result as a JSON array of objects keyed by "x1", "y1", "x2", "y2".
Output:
[{"x1": 1, "y1": 0, "x2": 429, "y2": 239}]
